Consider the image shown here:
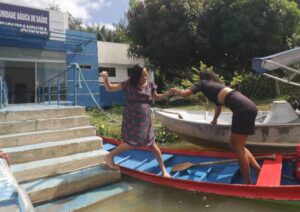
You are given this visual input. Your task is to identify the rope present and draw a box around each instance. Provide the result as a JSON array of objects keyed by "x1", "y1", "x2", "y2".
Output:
[{"x1": 72, "y1": 63, "x2": 121, "y2": 125}]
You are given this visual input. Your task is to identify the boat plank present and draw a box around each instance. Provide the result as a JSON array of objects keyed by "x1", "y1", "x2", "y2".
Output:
[
  {"x1": 103, "y1": 143, "x2": 116, "y2": 151},
  {"x1": 216, "y1": 165, "x2": 239, "y2": 183},
  {"x1": 256, "y1": 154, "x2": 282, "y2": 186},
  {"x1": 187, "y1": 167, "x2": 213, "y2": 181},
  {"x1": 137, "y1": 154, "x2": 174, "y2": 172}
]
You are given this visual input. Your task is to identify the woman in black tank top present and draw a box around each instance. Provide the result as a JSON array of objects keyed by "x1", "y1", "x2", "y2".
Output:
[{"x1": 171, "y1": 70, "x2": 260, "y2": 184}]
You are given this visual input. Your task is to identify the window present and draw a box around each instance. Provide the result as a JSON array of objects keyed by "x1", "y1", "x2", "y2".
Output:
[
  {"x1": 79, "y1": 64, "x2": 92, "y2": 70},
  {"x1": 99, "y1": 67, "x2": 116, "y2": 77},
  {"x1": 127, "y1": 67, "x2": 135, "y2": 77}
]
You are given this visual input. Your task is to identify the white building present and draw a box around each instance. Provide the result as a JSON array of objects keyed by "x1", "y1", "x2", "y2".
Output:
[{"x1": 97, "y1": 41, "x2": 154, "y2": 83}]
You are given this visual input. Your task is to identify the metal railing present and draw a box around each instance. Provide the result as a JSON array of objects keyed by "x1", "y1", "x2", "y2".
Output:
[
  {"x1": 0, "y1": 75, "x2": 8, "y2": 109},
  {"x1": 37, "y1": 70, "x2": 68, "y2": 105},
  {"x1": 37, "y1": 64, "x2": 81, "y2": 106}
]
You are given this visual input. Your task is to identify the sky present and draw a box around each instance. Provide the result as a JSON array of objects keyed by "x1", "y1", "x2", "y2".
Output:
[{"x1": 0, "y1": 0, "x2": 131, "y2": 30}]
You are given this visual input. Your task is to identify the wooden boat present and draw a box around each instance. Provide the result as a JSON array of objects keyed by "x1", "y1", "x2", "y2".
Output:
[
  {"x1": 102, "y1": 137, "x2": 300, "y2": 201},
  {"x1": 154, "y1": 101, "x2": 300, "y2": 153}
]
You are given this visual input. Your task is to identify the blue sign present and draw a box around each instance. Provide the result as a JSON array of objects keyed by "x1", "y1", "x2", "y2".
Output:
[{"x1": 0, "y1": 3, "x2": 49, "y2": 37}]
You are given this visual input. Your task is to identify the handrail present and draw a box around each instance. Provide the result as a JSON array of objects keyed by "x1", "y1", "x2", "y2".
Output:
[
  {"x1": 0, "y1": 75, "x2": 8, "y2": 109},
  {"x1": 37, "y1": 65, "x2": 79, "y2": 106},
  {"x1": 0, "y1": 159, "x2": 34, "y2": 212},
  {"x1": 37, "y1": 69, "x2": 70, "y2": 106},
  {"x1": 38, "y1": 70, "x2": 67, "y2": 88}
]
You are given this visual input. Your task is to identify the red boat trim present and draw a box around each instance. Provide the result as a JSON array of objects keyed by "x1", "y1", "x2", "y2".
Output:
[{"x1": 120, "y1": 167, "x2": 300, "y2": 201}]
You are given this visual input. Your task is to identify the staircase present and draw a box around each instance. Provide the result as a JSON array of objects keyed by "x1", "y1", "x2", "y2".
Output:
[{"x1": 0, "y1": 105, "x2": 129, "y2": 211}]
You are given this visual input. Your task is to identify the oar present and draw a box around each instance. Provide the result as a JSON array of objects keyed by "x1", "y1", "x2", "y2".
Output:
[
  {"x1": 157, "y1": 109, "x2": 183, "y2": 119},
  {"x1": 171, "y1": 154, "x2": 276, "y2": 172}
]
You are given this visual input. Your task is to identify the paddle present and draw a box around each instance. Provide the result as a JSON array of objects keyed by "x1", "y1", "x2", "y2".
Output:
[
  {"x1": 157, "y1": 109, "x2": 184, "y2": 119},
  {"x1": 171, "y1": 154, "x2": 276, "y2": 172}
]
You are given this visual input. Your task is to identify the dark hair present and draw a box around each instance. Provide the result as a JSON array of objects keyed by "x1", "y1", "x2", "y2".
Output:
[
  {"x1": 199, "y1": 70, "x2": 221, "y2": 83},
  {"x1": 129, "y1": 64, "x2": 144, "y2": 87}
]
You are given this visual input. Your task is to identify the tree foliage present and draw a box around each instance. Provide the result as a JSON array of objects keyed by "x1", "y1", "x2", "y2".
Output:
[
  {"x1": 127, "y1": 0, "x2": 300, "y2": 79},
  {"x1": 202, "y1": 0, "x2": 300, "y2": 74},
  {"x1": 85, "y1": 19, "x2": 130, "y2": 43},
  {"x1": 127, "y1": 0, "x2": 207, "y2": 75}
]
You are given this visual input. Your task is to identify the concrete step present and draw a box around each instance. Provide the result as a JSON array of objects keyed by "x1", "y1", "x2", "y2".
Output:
[
  {"x1": 11, "y1": 149, "x2": 107, "y2": 183},
  {"x1": 21, "y1": 166, "x2": 121, "y2": 204},
  {"x1": 0, "y1": 107, "x2": 86, "y2": 122},
  {"x1": 2, "y1": 136, "x2": 102, "y2": 164},
  {"x1": 0, "y1": 115, "x2": 91, "y2": 135},
  {"x1": 35, "y1": 182, "x2": 130, "y2": 212},
  {"x1": 0, "y1": 126, "x2": 96, "y2": 149}
]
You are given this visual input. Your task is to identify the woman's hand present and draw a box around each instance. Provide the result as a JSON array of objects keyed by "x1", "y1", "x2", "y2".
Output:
[
  {"x1": 100, "y1": 71, "x2": 108, "y2": 78},
  {"x1": 170, "y1": 88, "x2": 193, "y2": 97},
  {"x1": 168, "y1": 89, "x2": 176, "y2": 96},
  {"x1": 211, "y1": 120, "x2": 217, "y2": 125},
  {"x1": 170, "y1": 88, "x2": 179, "y2": 95}
]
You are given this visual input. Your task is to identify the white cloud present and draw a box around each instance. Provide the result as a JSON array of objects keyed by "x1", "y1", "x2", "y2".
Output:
[{"x1": 0, "y1": 0, "x2": 110, "y2": 23}]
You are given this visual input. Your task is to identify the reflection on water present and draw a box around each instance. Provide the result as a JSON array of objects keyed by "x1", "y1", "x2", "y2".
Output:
[
  {"x1": 84, "y1": 177, "x2": 299, "y2": 212},
  {"x1": 84, "y1": 141, "x2": 300, "y2": 212}
]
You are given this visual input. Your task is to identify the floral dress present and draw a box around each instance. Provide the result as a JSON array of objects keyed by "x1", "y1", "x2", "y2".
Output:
[{"x1": 121, "y1": 80, "x2": 157, "y2": 146}]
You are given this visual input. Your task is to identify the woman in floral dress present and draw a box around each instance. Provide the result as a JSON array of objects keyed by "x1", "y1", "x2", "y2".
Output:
[{"x1": 100, "y1": 64, "x2": 173, "y2": 177}]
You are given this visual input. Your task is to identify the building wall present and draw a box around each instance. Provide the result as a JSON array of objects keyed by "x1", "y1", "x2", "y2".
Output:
[{"x1": 66, "y1": 30, "x2": 100, "y2": 108}]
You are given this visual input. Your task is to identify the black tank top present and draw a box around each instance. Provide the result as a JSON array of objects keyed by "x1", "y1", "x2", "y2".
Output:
[{"x1": 190, "y1": 80, "x2": 225, "y2": 106}]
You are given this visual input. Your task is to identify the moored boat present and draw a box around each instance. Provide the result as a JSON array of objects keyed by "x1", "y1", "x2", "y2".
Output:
[
  {"x1": 102, "y1": 137, "x2": 300, "y2": 201},
  {"x1": 154, "y1": 100, "x2": 300, "y2": 153}
]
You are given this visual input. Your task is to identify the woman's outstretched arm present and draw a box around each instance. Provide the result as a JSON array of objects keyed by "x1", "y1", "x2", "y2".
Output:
[
  {"x1": 152, "y1": 90, "x2": 174, "y2": 101},
  {"x1": 100, "y1": 71, "x2": 122, "y2": 92},
  {"x1": 170, "y1": 88, "x2": 193, "y2": 97}
]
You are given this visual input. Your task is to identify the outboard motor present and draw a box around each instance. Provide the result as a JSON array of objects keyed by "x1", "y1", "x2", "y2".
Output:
[{"x1": 295, "y1": 144, "x2": 300, "y2": 181}]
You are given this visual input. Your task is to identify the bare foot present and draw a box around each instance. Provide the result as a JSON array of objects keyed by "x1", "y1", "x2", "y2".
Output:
[
  {"x1": 162, "y1": 171, "x2": 171, "y2": 178},
  {"x1": 102, "y1": 154, "x2": 119, "y2": 170}
]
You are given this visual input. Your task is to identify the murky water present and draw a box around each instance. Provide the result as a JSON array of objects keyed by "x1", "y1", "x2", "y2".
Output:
[{"x1": 84, "y1": 141, "x2": 300, "y2": 212}]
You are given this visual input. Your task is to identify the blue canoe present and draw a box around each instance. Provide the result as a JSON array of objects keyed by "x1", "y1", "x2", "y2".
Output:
[{"x1": 102, "y1": 137, "x2": 300, "y2": 201}]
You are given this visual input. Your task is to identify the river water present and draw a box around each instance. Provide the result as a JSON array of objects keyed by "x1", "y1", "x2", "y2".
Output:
[{"x1": 84, "y1": 140, "x2": 300, "y2": 212}]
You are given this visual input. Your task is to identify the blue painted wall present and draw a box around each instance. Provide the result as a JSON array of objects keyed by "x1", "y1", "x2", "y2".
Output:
[
  {"x1": 99, "y1": 85, "x2": 125, "y2": 107},
  {"x1": 66, "y1": 30, "x2": 100, "y2": 107}
]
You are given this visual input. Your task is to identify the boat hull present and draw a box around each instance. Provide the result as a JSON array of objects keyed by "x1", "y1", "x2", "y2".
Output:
[
  {"x1": 103, "y1": 137, "x2": 300, "y2": 201},
  {"x1": 155, "y1": 109, "x2": 300, "y2": 153}
]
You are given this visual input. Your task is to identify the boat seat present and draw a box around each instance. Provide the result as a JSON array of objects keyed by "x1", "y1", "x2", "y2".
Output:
[
  {"x1": 216, "y1": 165, "x2": 239, "y2": 183},
  {"x1": 256, "y1": 154, "x2": 282, "y2": 186},
  {"x1": 103, "y1": 143, "x2": 116, "y2": 151},
  {"x1": 263, "y1": 101, "x2": 298, "y2": 124},
  {"x1": 136, "y1": 154, "x2": 174, "y2": 172},
  {"x1": 187, "y1": 167, "x2": 213, "y2": 181}
]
